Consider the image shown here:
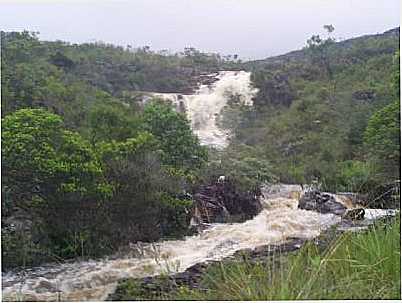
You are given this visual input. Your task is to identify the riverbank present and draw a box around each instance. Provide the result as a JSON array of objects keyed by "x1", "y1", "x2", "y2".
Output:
[{"x1": 108, "y1": 215, "x2": 401, "y2": 300}]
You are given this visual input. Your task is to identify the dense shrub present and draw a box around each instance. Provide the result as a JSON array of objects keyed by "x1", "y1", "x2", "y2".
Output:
[
  {"x1": 364, "y1": 100, "x2": 400, "y2": 180},
  {"x1": 1, "y1": 109, "x2": 105, "y2": 207},
  {"x1": 1, "y1": 109, "x2": 196, "y2": 267},
  {"x1": 142, "y1": 101, "x2": 208, "y2": 173}
]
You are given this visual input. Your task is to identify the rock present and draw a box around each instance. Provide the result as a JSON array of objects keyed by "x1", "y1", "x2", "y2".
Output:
[
  {"x1": 192, "y1": 179, "x2": 262, "y2": 224},
  {"x1": 36, "y1": 279, "x2": 59, "y2": 293},
  {"x1": 342, "y1": 208, "x2": 365, "y2": 220},
  {"x1": 352, "y1": 90, "x2": 375, "y2": 101},
  {"x1": 253, "y1": 72, "x2": 295, "y2": 108},
  {"x1": 299, "y1": 190, "x2": 347, "y2": 215}
]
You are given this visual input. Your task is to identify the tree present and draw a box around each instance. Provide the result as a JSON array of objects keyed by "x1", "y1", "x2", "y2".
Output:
[
  {"x1": 98, "y1": 132, "x2": 192, "y2": 242},
  {"x1": 306, "y1": 25, "x2": 336, "y2": 81},
  {"x1": 2, "y1": 108, "x2": 104, "y2": 208},
  {"x1": 142, "y1": 101, "x2": 208, "y2": 172},
  {"x1": 364, "y1": 100, "x2": 400, "y2": 179},
  {"x1": 88, "y1": 101, "x2": 141, "y2": 144}
]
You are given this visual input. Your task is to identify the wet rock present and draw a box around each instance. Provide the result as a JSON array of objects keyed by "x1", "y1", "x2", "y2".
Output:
[
  {"x1": 352, "y1": 90, "x2": 375, "y2": 101},
  {"x1": 36, "y1": 279, "x2": 59, "y2": 293},
  {"x1": 342, "y1": 208, "x2": 365, "y2": 220},
  {"x1": 192, "y1": 180, "x2": 262, "y2": 224},
  {"x1": 298, "y1": 190, "x2": 347, "y2": 215}
]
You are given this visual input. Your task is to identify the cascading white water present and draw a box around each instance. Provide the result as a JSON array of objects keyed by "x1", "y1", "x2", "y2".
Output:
[
  {"x1": 1, "y1": 185, "x2": 395, "y2": 301},
  {"x1": 2, "y1": 185, "x2": 341, "y2": 302},
  {"x1": 154, "y1": 71, "x2": 257, "y2": 148}
]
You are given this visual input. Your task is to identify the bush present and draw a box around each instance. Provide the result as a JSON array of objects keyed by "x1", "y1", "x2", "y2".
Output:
[
  {"x1": 142, "y1": 101, "x2": 208, "y2": 173},
  {"x1": 1, "y1": 108, "x2": 105, "y2": 208},
  {"x1": 364, "y1": 100, "x2": 400, "y2": 180}
]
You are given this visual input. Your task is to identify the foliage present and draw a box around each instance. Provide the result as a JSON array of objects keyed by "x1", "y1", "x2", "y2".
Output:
[
  {"x1": 1, "y1": 108, "x2": 104, "y2": 206},
  {"x1": 391, "y1": 51, "x2": 400, "y2": 98},
  {"x1": 169, "y1": 217, "x2": 401, "y2": 300},
  {"x1": 201, "y1": 144, "x2": 276, "y2": 192},
  {"x1": 238, "y1": 27, "x2": 399, "y2": 189},
  {"x1": 332, "y1": 160, "x2": 377, "y2": 193},
  {"x1": 306, "y1": 25, "x2": 336, "y2": 80},
  {"x1": 158, "y1": 193, "x2": 194, "y2": 237},
  {"x1": 88, "y1": 101, "x2": 142, "y2": 144},
  {"x1": 98, "y1": 132, "x2": 192, "y2": 244},
  {"x1": 364, "y1": 100, "x2": 400, "y2": 179},
  {"x1": 142, "y1": 101, "x2": 208, "y2": 172}
]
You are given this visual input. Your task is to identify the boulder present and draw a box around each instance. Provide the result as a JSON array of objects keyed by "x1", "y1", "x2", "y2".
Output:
[
  {"x1": 192, "y1": 180, "x2": 262, "y2": 224},
  {"x1": 299, "y1": 190, "x2": 347, "y2": 215},
  {"x1": 352, "y1": 90, "x2": 375, "y2": 101},
  {"x1": 342, "y1": 208, "x2": 365, "y2": 220}
]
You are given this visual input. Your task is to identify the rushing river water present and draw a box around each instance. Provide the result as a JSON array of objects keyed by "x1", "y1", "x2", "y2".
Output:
[
  {"x1": 1, "y1": 185, "x2": 334, "y2": 301},
  {"x1": 1, "y1": 184, "x2": 395, "y2": 302},
  {"x1": 1, "y1": 71, "x2": 396, "y2": 301}
]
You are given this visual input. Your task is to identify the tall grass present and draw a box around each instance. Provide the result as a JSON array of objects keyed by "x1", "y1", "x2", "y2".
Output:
[{"x1": 172, "y1": 216, "x2": 401, "y2": 300}]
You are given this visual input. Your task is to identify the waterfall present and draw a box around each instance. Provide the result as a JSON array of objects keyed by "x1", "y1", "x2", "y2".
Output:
[{"x1": 153, "y1": 71, "x2": 258, "y2": 148}]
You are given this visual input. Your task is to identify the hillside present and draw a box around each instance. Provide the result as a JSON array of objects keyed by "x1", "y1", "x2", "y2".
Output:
[
  {"x1": 246, "y1": 27, "x2": 399, "y2": 68},
  {"x1": 215, "y1": 27, "x2": 400, "y2": 199}
]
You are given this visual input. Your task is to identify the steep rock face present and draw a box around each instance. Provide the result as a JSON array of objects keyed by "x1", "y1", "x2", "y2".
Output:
[
  {"x1": 192, "y1": 180, "x2": 262, "y2": 224},
  {"x1": 298, "y1": 190, "x2": 347, "y2": 215},
  {"x1": 252, "y1": 72, "x2": 295, "y2": 108}
]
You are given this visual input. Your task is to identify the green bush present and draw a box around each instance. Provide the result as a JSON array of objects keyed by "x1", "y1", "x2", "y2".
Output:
[
  {"x1": 2, "y1": 108, "x2": 105, "y2": 207},
  {"x1": 364, "y1": 100, "x2": 400, "y2": 180},
  {"x1": 142, "y1": 101, "x2": 208, "y2": 173}
]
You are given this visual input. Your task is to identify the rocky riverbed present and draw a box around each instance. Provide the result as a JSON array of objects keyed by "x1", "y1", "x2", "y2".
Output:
[
  {"x1": 108, "y1": 213, "x2": 397, "y2": 301},
  {"x1": 107, "y1": 185, "x2": 398, "y2": 301}
]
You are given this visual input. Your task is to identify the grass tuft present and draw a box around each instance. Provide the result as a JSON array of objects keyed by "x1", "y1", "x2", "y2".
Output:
[{"x1": 171, "y1": 216, "x2": 401, "y2": 300}]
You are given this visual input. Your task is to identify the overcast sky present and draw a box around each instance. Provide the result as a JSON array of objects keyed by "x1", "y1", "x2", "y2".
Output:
[{"x1": 0, "y1": 0, "x2": 400, "y2": 60}]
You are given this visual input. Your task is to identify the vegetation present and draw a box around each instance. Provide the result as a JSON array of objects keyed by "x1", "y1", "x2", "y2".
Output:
[
  {"x1": 227, "y1": 26, "x2": 400, "y2": 197},
  {"x1": 1, "y1": 30, "x2": 226, "y2": 268},
  {"x1": 117, "y1": 217, "x2": 400, "y2": 300}
]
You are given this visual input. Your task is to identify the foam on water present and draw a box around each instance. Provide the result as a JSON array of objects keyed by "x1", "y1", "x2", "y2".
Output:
[{"x1": 2, "y1": 185, "x2": 343, "y2": 301}]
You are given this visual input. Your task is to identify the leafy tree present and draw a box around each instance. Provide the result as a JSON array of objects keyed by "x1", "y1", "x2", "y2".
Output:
[
  {"x1": 99, "y1": 132, "x2": 192, "y2": 242},
  {"x1": 306, "y1": 26, "x2": 336, "y2": 81},
  {"x1": 364, "y1": 100, "x2": 400, "y2": 179},
  {"x1": 2, "y1": 108, "x2": 104, "y2": 208},
  {"x1": 142, "y1": 101, "x2": 208, "y2": 172},
  {"x1": 88, "y1": 101, "x2": 141, "y2": 144}
]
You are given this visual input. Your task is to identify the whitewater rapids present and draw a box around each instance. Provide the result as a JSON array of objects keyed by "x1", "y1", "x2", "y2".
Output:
[{"x1": 2, "y1": 185, "x2": 343, "y2": 301}]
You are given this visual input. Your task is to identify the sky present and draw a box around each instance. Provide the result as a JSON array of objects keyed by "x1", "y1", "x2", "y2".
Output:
[{"x1": 0, "y1": 0, "x2": 400, "y2": 60}]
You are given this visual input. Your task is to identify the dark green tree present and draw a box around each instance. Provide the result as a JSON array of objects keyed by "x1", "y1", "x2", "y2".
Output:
[
  {"x1": 306, "y1": 25, "x2": 336, "y2": 81},
  {"x1": 364, "y1": 100, "x2": 400, "y2": 179},
  {"x1": 2, "y1": 108, "x2": 105, "y2": 208},
  {"x1": 142, "y1": 101, "x2": 208, "y2": 172}
]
